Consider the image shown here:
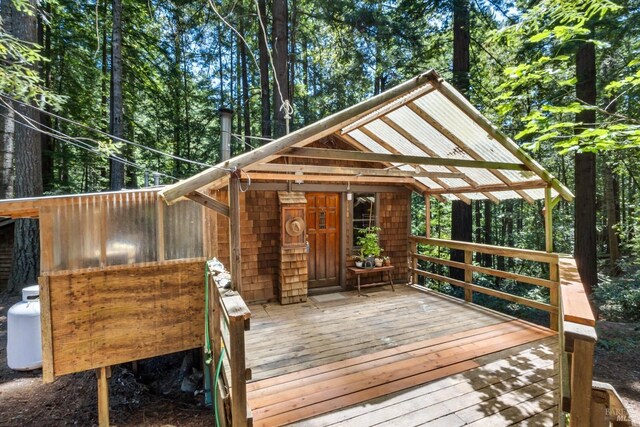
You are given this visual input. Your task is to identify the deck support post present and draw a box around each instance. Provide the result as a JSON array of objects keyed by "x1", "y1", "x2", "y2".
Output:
[
  {"x1": 464, "y1": 250, "x2": 473, "y2": 302},
  {"x1": 566, "y1": 323, "x2": 597, "y2": 427},
  {"x1": 229, "y1": 316, "x2": 248, "y2": 427},
  {"x1": 545, "y1": 187, "x2": 559, "y2": 331},
  {"x1": 229, "y1": 172, "x2": 243, "y2": 294},
  {"x1": 96, "y1": 366, "x2": 110, "y2": 427}
]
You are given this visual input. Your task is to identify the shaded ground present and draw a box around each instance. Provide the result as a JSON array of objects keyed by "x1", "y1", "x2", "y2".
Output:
[
  {"x1": 594, "y1": 320, "x2": 640, "y2": 425},
  {"x1": 0, "y1": 293, "x2": 214, "y2": 426}
]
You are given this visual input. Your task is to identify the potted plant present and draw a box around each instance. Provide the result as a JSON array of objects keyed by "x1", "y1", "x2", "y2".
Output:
[
  {"x1": 383, "y1": 256, "x2": 391, "y2": 266},
  {"x1": 350, "y1": 254, "x2": 364, "y2": 268},
  {"x1": 357, "y1": 226, "x2": 383, "y2": 269}
]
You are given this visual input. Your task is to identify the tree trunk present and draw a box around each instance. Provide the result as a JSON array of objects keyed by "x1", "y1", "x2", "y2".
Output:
[
  {"x1": 239, "y1": 16, "x2": 250, "y2": 151},
  {"x1": 0, "y1": 3, "x2": 15, "y2": 199},
  {"x1": 39, "y1": 4, "x2": 54, "y2": 192},
  {"x1": 258, "y1": 0, "x2": 271, "y2": 139},
  {"x1": 575, "y1": 39, "x2": 598, "y2": 296},
  {"x1": 272, "y1": 0, "x2": 288, "y2": 137},
  {"x1": 109, "y1": 0, "x2": 125, "y2": 190},
  {"x1": 7, "y1": 0, "x2": 43, "y2": 293},
  {"x1": 289, "y1": 0, "x2": 297, "y2": 127},
  {"x1": 604, "y1": 161, "x2": 620, "y2": 275},
  {"x1": 450, "y1": 0, "x2": 472, "y2": 281}
]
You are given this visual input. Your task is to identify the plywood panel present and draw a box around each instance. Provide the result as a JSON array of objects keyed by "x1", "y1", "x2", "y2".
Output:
[{"x1": 43, "y1": 259, "x2": 205, "y2": 377}]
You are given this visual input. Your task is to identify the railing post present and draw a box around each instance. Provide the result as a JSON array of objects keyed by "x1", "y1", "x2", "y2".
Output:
[
  {"x1": 565, "y1": 322, "x2": 597, "y2": 427},
  {"x1": 464, "y1": 250, "x2": 472, "y2": 302},
  {"x1": 411, "y1": 240, "x2": 418, "y2": 285},
  {"x1": 550, "y1": 260, "x2": 559, "y2": 331},
  {"x1": 229, "y1": 315, "x2": 248, "y2": 427}
]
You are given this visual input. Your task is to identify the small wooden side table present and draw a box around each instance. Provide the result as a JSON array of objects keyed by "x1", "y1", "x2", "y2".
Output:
[{"x1": 347, "y1": 265, "x2": 395, "y2": 296}]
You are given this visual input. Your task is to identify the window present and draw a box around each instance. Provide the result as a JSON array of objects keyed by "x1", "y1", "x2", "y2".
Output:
[{"x1": 352, "y1": 193, "x2": 376, "y2": 247}]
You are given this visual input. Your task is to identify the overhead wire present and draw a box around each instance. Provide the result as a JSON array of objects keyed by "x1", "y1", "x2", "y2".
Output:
[
  {"x1": 0, "y1": 99, "x2": 179, "y2": 182},
  {"x1": 1, "y1": 111, "x2": 178, "y2": 182},
  {"x1": 0, "y1": 93, "x2": 231, "y2": 171}
]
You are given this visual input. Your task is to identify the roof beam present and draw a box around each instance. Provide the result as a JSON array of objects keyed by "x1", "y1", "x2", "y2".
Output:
[
  {"x1": 246, "y1": 173, "x2": 414, "y2": 185},
  {"x1": 403, "y1": 103, "x2": 535, "y2": 204},
  {"x1": 426, "y1": 180, "x2": 547, "y2": 195},
  {"x1": 435, "y1": 79, "x2": 574, "y2": 201},
  {"x1": 248, "y1": 162, "x2": 466, "y2": 179},
  {"x1": 159, "y1": 71, "x2": 441, "y2": 204},
  {"x1": 186, "y1": 191, "x2": 230, "y2": 217},
  {"x1": 282, "y1": 147, "x2": 530, "y2": 171}
]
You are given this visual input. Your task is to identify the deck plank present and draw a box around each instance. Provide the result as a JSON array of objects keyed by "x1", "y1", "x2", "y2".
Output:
[
  {"x1": 245, "y1": 285, "x2": 559, "y2": 427},
  {"x1": 294, "y1": 337, "x2": 557, "y2": 427}
]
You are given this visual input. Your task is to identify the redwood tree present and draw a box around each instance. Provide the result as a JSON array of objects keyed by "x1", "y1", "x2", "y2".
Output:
[
  {"x1": 109, "y1": 0, "x2": 124, "y2": 190},
  {"x1": 575, "y1": 38, "x2": 598, "y2": 296},
  {"x1": 450, "y1": 0, "x2": 472, "y2": 280},
  {"x1": 7, "y1": 0, "x2": 43, "y2": 292}
]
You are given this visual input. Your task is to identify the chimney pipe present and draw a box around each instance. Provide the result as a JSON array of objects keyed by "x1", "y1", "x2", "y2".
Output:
[
  {"x1": 144, "y1": 171, "x2": 150, "y2": 187},
  {"x1": 153, "y1": 172, "x2": 160, "y2": 186},
  {"x1": 219, "y1": 108, "x2": 233, "y2": 162}
]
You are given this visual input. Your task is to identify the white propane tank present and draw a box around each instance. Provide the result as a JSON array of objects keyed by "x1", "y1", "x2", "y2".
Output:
[{"x1": 7, "y1": 285, "x2": 42, "y2": 370}]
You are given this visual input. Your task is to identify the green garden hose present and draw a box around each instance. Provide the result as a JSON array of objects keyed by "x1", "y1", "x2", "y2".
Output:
[
  {"x1": 214, "y1": 347, "x2": 226, "y2": 427},
  {"x1": 205, "y1": 263, "x2": 226, "y2": 427}
]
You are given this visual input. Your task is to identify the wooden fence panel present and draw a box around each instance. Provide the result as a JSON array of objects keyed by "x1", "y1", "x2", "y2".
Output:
[{"x1": 41, "y1": 259, "x2": 206, "y2": 379}]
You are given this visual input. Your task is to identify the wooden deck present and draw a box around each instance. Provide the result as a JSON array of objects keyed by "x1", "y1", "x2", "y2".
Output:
[{"x1": 246, "y1": 285, "x2": 559, "y2": 427}]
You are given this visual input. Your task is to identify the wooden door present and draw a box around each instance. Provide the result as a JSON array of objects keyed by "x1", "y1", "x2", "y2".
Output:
[{"x1": 306, "y1": 193, "x2": 340, "y2": 289}]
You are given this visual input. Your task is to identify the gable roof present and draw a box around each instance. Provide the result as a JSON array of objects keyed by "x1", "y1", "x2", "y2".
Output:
[{"x1": 159, "y1": 70, "x2": 573, "y2": 204}]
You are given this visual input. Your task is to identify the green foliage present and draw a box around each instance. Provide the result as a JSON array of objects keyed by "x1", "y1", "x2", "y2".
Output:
[
  {"x1": 0, "y1": 0, "x2": 65, "y2": 108},
  {"x1": 491, "y1": 0, "x2": 640, "y2": 153},
  {"x1": 595, "y1": 265, "x2": 640, "y2": 321},
  {"x1": 356, "y1": 226, "x2": 383, "y2": 259}
]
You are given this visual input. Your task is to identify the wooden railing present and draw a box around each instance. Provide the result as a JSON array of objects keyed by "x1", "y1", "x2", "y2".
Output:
[
  {"x1": 408, "y1": 236, "x2": 560, "y2": 329},
  {"x1": 409, "y1": 237, "x2": 632, "y2": 426},
  {"x1": 207, "y1": 265, "x2": 252, "y2": 427}
]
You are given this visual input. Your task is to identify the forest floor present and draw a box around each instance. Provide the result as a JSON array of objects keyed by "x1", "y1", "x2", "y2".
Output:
[
  {"x1": 1, "y1": 292, "x2": 640, "y2": 426},
  {"x1": 594, "y1": 320, "x2": 640, "y2": 424},
  {"x1": 0, "y1": 293, "x2": 214, "y2": 426}
]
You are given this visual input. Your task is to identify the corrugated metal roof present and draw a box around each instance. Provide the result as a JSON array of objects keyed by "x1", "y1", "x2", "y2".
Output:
[
  {"x1": 337, "y1": 78, "x2": 566, "y2": 202},
  {"x1": 157, "y1": 70, "x2": 573, "y2": 205}
]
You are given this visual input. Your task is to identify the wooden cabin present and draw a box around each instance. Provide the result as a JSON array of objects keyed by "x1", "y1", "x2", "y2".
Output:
[{"x1": 0, "y1": 70, "x2": 627, "y2": 426}]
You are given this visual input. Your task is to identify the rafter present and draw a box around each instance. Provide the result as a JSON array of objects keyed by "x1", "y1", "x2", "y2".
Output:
[
  {"x1": 404, "y1": 103, "x2": 535, "y2": 204},
  {"x1": 365, "y1": 119, "x2": 500, "y2": 204}
]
